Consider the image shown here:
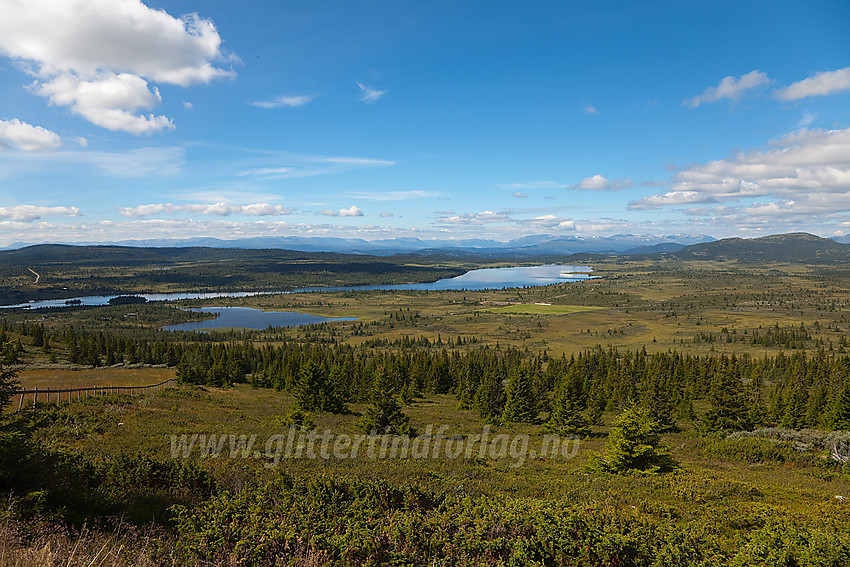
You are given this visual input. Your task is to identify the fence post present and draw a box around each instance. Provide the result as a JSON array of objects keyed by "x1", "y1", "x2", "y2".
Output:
[
  {"x1": 18, "y1": 392, "x2": 23, "y2": 411},
  {"x1": 33, "y1": 388, "x2": 37, "y2": 407}
]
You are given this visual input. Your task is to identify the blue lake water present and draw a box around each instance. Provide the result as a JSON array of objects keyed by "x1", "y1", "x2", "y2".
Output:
[
  {"x1": 161, "y1": 306, "x2": 356, "y2": 332},
  {"x1": 1, "y1": 264, "x2": 593, "y2": 310}
]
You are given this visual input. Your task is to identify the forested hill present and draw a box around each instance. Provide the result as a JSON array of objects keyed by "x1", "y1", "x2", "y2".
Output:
[
  {"x1": 0, "y1": 243, "x2": 396, "y2": 267},
  {"x1": 5, "y1": 233, "x2": 850, "y2": 267},
  {"x1": 665, "y1": 233, "x2": 850, "y2": 263},
  {"x1": 0, "y1": 244, "x2": 482, "y2": 305}
]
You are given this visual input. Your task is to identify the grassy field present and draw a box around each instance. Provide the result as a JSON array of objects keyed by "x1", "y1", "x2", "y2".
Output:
[
  {"x1": 23, "y1": 380, "x2": 849, "y2": 502},
  {"x1": 15, "y1": 366, "x2": 175, "y2": 390}
]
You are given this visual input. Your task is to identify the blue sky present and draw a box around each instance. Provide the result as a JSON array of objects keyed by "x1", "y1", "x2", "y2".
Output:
[{"x1": 1, "y1": 0, "x2": 849, "y2": 246}]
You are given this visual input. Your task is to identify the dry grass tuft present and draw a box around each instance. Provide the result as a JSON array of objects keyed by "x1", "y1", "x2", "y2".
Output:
[{"x1": 0, "y1": 514, "x2": 180, "y2": 567}]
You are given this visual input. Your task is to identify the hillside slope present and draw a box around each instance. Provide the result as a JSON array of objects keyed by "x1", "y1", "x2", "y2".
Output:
[{"x1": 668, "y1": 233, "x2": 850, "y2": 263}]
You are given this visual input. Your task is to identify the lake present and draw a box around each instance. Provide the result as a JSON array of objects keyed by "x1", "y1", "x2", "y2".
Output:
[
  {"x1": 1, "y1": 264, "x2": 593, "y2": 309},
  {"x1": 161, "y1": 306, "x2": 356, "y2": 332}
]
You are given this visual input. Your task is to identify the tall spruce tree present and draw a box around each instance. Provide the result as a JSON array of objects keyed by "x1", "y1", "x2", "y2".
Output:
[
  {"x1": 502, "y1": 366, "x2": 539, "y2": 423},
  {"x1": 474, "y1": 368, "x2": 505, "y2": 421},
  {"x1": 832, "y1": 378, "x2": 850, "y2": 431},
  {"x1": 745, "y1": 366, "x2": 767, "y2": 427},
  {"x1": 639, "y1": 371, "x2": 678, "y2": 433},
  {"x1": 0, "y1": 349, "x2": 27, "y2": 486},
  {"x1": 359, "y1": 366, "x2": 413, "y2": 435},
  {"x1": 703, "y1": 365, "x2": 752, "y2": 431},
  {"x1": 780, "y1": 382, "x2": 807, "y2": 429},
  {"x1": 0, "y1": 354, "x2": 16, "y2": 415},
  {"x1": 295, "y1": 359, "x2": 346, "y2": 414},
  {"x1": 546, "y1": 371, "x2": 590, "y2": 437}
]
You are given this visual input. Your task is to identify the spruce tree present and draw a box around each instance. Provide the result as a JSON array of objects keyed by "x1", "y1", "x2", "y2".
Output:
[
  {"x1": 328, "y1": 363, "x2": 351, "y2": 405},
  {"x1": 780, "y1": 382, "x2": 807, "y2": 429},
  {"x1": 803, "y1": 382, "x2": 828, "y2": 429},
  {"x1": 592, "y1": 403, "x2": 676, "y2": 476},
  {"x1": 702, "y1": 365, "x2": 752, "y2": 431},
  {"x1": 0, "y1": 352, "x2": 17, "y2": 411},
  {"x1": 587, "y1": 390, "x2": 606, "y2": 426},
  {"x1": 502, "y1": 366, "x2": 539, "y2": 423},
  {"x1": 0, "y1": 348, "x2": 27, "y2": 486},
  {"x1": 474, "y1": 368, "x2": 505, "y2": 421},
  {"x1": 640, "y1": 372, "x2": 678, "y2": 433},
  {"x1": 359, "y1": 366, "x2": 413, "y2": 436},
  {"x1": 296, "y1": 359, "x2": 346, "y2": 414},
  {"x1": 832, "y1": 378, "x2": 850, "y2": 431},
  {"x1": 294, "y1": 359, "x2": 325, "y2": 412},
  {"x1": 745, "y1": 366, "x2": 767, "y2": 427},
  {"x1": 546, "y1": 383, "x2": 590, "y2": 437}
]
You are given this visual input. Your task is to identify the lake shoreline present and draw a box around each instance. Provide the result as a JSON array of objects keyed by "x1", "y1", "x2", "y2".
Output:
[{"x1": 1, "y1": 264, "x2": 594, "y2": 310}]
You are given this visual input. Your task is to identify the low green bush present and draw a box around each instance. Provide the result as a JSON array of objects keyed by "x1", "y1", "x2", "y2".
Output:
[{"x1": 173, "y1": 471, "x2": 848, "y2": 566}]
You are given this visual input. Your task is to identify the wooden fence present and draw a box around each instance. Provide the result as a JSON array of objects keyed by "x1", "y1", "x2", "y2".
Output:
[{"x1": 12, "y1": 378, "x2": 178, "y2": 412}]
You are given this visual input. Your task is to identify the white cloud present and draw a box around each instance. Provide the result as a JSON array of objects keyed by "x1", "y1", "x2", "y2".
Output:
[
  {"x1": 0, "y1": 205, "x2": 80, "y2": 222},
  {"x1": 0, "y1": 217, "x2": 428, "y2": 246},
  {"x1": 584, "y1": 105, "x2": 598, "y2": 114},
  {"x1": 568, "y1": 174, "x2": 633, "y2": 191},
  {"x1": 684, "y1": 70, "x2": 770, "y2": 108},
  {"x1": 118, "y1": 202, "x2": 291, "y2": 218},
  {"x1": 338, "y1": 205, "x2": 363, "y2": 217},
  {"x1": 182, "y1": 101, "x2": 193, "y2": 110},
  {"x1": 630, "y1": 127, "x2": 850, "y2": 212},
  {"x1": 437, "y1": 210, "x2": 511, "y2": 225},
  {"x1": 0, "y1": 118, "x2": 61, "y2": 151},
  {"x1": 777, "y1": 67, "x2": 850, "y2": 100},
  {"x1": 251, "y1": 95, "x2": 315, "y2": 109},
  {"x1": 318, "y1": 205, "x2": 363, "y2": 217},
  {"x1": 629, "y1": 190, "x2": 716, "y2": 210},
  {"x1": 346, "y1": 190, "x2": 436, "y2": 201},
  {"x1": 240, "y1": 167, "x2": 294, "y2": 177},
  {"x1": 0, "y1": 0, "x2": 234, "y2": 133},
  {"x1": 356, "y1": 82, "x2": 385, "y2": 103},
  {"x1": 81, "y1": 146, "x2": 185, "y2": 176},
  {"x1": 379, "y1": 212, "x2": 394, "y2": 217},
  {"x1": 0, "y1": 145, "x2": 185, "y2": 178},
  {"x1": 795, "y1": 112, "x2": 816, "y2": 128},
  {"x1": 35, "y1": 72, "x2": 174, "y2": 134},
  {"x1": 520, "y1": 214, "x2": 576, "y2": 230},
  {"x1": 237, "y1": 153, "x2": 395, "y2": 179},
  {"x1": 513, "y1": 191, "x2": 528, "y2": 198}
]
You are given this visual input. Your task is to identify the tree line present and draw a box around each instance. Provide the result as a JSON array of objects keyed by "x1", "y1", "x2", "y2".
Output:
[{"x1": 8, "y1": 320, "x2": 850, "y2": 433}]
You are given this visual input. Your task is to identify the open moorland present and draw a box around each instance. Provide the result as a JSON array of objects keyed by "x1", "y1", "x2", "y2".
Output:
[{"x1": 3, "y1": 235, "x2": 850, "y2": 565}]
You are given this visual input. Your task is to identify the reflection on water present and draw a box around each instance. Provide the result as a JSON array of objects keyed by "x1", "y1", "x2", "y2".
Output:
[
  {"x1": 161, "y1": 306, "x2": 356, "y2": 332},
  {"x1": 409, "y1": 264, "x2": 592, "y2": 289},
  {"x1": 2, "y1": 264, "x2": 593, "y2": 309}
]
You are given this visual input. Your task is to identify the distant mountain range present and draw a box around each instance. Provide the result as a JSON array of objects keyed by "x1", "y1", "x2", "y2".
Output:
[
  {"x1": 5, "y1": 233, "x2": 850, "y2": 265},
  {"x1": 1, "y1": 233, "x2": 714, "y2": 257}
]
